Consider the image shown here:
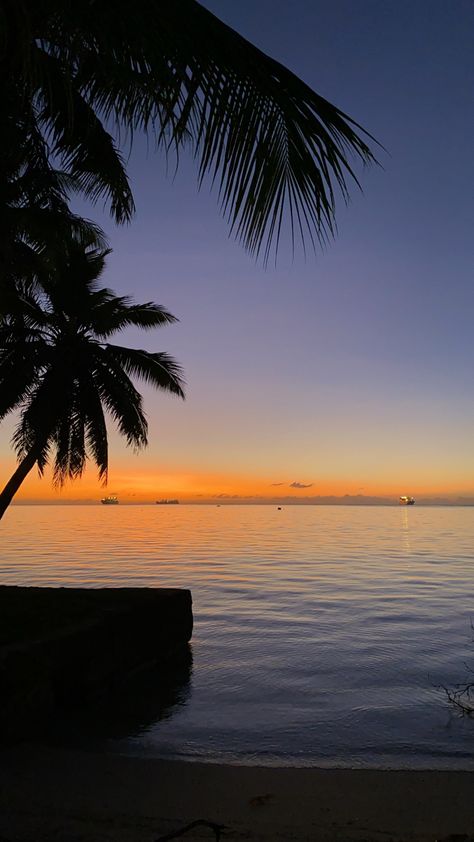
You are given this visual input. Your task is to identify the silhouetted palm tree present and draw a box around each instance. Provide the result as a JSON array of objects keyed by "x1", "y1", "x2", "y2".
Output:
[
  {"x1": 0, "y1": 244, "x2": 185, "y2": 519},
  {"x1": 1, "y1": 0, "x2": 377, "y2": 262},
  {"x1": 1, "y1": 107, "x2": 107, "y2": 303}
]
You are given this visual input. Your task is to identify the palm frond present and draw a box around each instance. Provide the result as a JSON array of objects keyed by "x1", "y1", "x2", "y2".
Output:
[
  {"x1": 51, "y1": 387, "x2": 86, "y2": 486},
  {"x1": 34, "y1": 46, "x2": 135, "y2": 224},
  {"x1": 2, "y1": 102, "x2": 109, "y2": 291},
  {"x1": 0, "y1": 311, "x2": 51, "y2": 419},
  {"x1": 0, "y1": 346, "x2": 42, "y2": 420},
  {"x1": 7, "y1": 0, "x2": 378, "y2": 260},
  {"x1": 91, "y1": 299, "x2": 179, "y2": 338},
  {"x1": 102, "y1": 344, "x2": 185, "y2": 399},
  {"x1": 96, "y1": 0, "x2": 378, "y2": 259},
  {"x1": 11, "y1": 367, "x2": 61, "y2": 472},
  {"x1": 81, "y1": 374, "x2": 109, "y2": 483},
  {"x1": 92, "y1": 349, "x2": 148, "y2": 449},
  {"x1": 35, "y1": 245, "x2": 110, "y2": 325}
]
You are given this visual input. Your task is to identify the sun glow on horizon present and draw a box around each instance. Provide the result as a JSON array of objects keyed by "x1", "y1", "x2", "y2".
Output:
[{"x1": 3, "y1": 454, "x2": 474, "y2": 505}]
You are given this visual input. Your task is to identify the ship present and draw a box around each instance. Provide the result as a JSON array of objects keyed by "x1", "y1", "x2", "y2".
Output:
[
  {"x1": 101, "y1": 495, "x2": 119, "y2": 505},
  {"x1": 399, "y1": 496, "x2": 415, "y2": 505},
  {"x1": 156, "y1": 499, "x2": 180, "y2": 504}
]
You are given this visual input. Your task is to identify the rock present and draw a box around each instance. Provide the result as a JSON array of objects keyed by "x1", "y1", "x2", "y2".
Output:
[{"x1": 0, "y1": 585, "x2": 193, "y2": 740}]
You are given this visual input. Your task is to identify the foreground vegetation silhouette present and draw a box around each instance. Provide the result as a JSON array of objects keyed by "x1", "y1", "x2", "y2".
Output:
[
  {"x1": 1, "y1": 0, "x2": 377, "y2": 265},
  {"x1": 1, "y1": 106, "x2": 107, "y2": 291},
  {"x1": 0, "y1": 0, "x2": 377, "y2": 510},
  {"x1": 0, "y1": 244, "x2": 185, "y2": 519}
]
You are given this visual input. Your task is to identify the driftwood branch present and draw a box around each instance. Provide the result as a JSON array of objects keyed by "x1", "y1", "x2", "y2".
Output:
[
  {"x1": 441, "y1": 622, "x2": 474, "y2": 715},
  {"x1": 155, "y1": 819, "x2": 228, "y2": 841},
  {"x1": 442, "y1": 680, "x2": 474, "y2": 715}
]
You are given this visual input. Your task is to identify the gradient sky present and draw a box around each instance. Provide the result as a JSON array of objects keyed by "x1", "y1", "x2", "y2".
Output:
[{"x1": 2, "y1": 0, "x2": 473, "y2": 503}]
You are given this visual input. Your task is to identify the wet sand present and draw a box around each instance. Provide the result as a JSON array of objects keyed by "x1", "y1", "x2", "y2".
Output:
[{"x1": 1, "y1": 745, "x2": 474, "y2": 841}]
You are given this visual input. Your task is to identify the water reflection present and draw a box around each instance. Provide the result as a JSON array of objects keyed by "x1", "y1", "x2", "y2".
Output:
[
  {"x1": 47, "y1": 645, "x2": 193, "y2": 745},
  {"x1": 400, "y1": 507, "x2": 412, "y2": 555}
]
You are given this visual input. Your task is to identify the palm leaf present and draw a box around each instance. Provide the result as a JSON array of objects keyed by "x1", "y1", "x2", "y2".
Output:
[
  {"x1": 0, "y1": 311, "x2": 51, "y2": 419},
  {"x1": 91, "y1": 348, "x2": 148, "y2": 449},
  {"x1": 81, "y1": 373, "x2": 109, "y2": 482},
  {"x1": 51, "y1": 385, "x2": 87, "y2": 486},
  {"x1": 34, "y1": 47, "x2": 135, "y2": 224},
  {"x1": 90, "y1": 299, "x2": 179, "y2": 337},
  {"x1": 0, "y1": 344, "x2": 42, "y2": 420},
  {"x1": 8, "y1": 0, "x2": 378, "y2": 260},
  {"x1": 102, "y1": 344, "x2": 185, "y2": 398},
  {"x1": 11, "y1": 366, "x2": 61, "y2": 472},
  {"x1": 2, "y1": 102, "x2": 109, "y2": 295}
]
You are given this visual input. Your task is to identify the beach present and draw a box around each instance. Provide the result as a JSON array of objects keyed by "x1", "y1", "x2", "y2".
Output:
[{"x1": 1, "y1": 745, "x2": 474, "y2": 841}]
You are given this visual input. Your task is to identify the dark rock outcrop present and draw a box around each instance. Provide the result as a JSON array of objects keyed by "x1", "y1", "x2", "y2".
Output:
[{"x1": 0, "y1": 586, "x2": 193, "y2": 740}]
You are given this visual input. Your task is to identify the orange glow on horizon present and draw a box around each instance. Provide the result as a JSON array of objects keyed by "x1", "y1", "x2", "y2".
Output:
[{"x1": 2, "y1": 454, "x2": 473, "y2": 504}]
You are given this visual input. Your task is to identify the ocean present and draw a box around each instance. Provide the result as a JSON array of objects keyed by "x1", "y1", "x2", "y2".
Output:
[{"x1": 1, "y1": 504, "x2": 473, "y2": 769}]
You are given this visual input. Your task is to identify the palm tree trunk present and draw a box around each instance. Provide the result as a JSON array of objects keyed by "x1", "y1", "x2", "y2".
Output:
[{"x1": 0, "y1": 447, "x2": 42, "y2": 521}]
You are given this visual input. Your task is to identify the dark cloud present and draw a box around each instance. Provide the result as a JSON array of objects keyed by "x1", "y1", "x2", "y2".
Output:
[
  {"x1": 290, "y1": 481, "x2": 313, "y2": 489},
  {"x1": 270, "y1": 482, "x2": 285, "y2": 486}
]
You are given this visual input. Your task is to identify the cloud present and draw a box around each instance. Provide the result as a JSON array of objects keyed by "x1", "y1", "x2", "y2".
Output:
[
  {"x1": 290, "y1": 481, "x2": 313, "y2": 489},
  {"x1": 270, "y1": 482, "x2": 285, "y2": 486}
]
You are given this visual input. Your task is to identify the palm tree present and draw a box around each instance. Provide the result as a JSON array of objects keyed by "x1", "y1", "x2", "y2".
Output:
[
  {"x1": 0, "y1": 243, "x2": 185, "y2": 519},
  {"x1": 1, "y1": 105, "x2": 108, "y2": 303},
  {"x1": 1, "y1": 0, "x2": 378, "y2": 263}
]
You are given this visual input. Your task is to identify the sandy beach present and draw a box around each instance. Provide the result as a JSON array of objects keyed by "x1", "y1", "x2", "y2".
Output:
[{"x1": 1, "y1": 745, "x2": 474, "y2": 841}]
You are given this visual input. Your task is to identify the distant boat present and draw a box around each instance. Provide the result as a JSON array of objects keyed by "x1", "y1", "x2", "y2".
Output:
[
  {"x1": 399, "y1": 496, "x2": 415, "y2": 505},
  {"x1": 156, "y1": 499, "x2": 180, "y2": 505},
  {"x1": 101, "y1": 495, "x2": 119, "y2": 505}
]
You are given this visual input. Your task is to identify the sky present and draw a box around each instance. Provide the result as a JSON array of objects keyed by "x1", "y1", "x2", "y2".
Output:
[{"x1": 2, "y1": 0, "x2": 474, "y2": 504}]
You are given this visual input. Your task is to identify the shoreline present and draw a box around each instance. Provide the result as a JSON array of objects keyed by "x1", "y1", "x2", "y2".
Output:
[{"x1": 1, "y1": 745, "x2": 474, "y2": 841}]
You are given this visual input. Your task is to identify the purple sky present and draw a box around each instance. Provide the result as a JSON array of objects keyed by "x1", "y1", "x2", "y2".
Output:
[{"x1": 3, "y1": 0, "x2": 473, "y2": 501}]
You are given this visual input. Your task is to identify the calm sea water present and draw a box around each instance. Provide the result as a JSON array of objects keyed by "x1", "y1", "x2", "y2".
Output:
[{"x1": 1, "y1": 504, "x2": 474, "y2": 769}]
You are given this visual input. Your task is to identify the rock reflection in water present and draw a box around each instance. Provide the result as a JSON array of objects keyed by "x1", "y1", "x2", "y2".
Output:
[{"x1": 48, "y1": 645, "x2": 193, "y2": 745}]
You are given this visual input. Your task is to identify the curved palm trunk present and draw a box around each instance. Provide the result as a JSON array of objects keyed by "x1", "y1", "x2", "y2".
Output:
[{"x1": 0, "y1": 447, "x2": 42, "y2": 521}]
